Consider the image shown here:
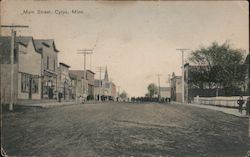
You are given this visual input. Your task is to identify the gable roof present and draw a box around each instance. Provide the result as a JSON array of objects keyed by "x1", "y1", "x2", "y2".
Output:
[
  {"x1": 0, "y1": 36, "x2": 39, "y2": 64},
  {"x1": 87, "y1": 69, "x2": 95, "y2": 74},
  {"x1": 16, "y1": 36, "x2": 32, "y2": 46},
  {"x1": 34, "y1": 39, "x2": 59, "y2": 53},
  {"x1": 59, "y1": 62, "x2": 70, "y2": 68}
]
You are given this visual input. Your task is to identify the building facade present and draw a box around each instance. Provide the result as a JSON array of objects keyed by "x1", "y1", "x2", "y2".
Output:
[
  {"x1": 110, "y1": 82, "x2": 117, "y2": 100},
  {"x1": 34, "y1": 39, "x2": 59, "y2": 100},
  {"x1": 86, "y1": 70, "x2": 95, "y2": 99},
  {"x1": 159, "y1": 87, "x2": 171, "y2": 98},
  {"x1": 69, "y1": 70, "x2": 95, "y2": 100},
  {"x1": 0, "y1": 36, "x2": 42, "y2": 104},
  {"x1": 94, "y1": 67, "x2": 116, "y2": 100},
  {"x1": 170, "y1": 73, "x2": 182, "y2": 102},
  {"x1": 57, "y1": 62, "x2": 72, "y2": 100}
]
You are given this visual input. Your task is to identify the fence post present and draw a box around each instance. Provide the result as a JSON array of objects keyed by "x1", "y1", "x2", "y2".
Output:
[{"x1": 195, "y1": 95, "x2": 199, "y2": 104}]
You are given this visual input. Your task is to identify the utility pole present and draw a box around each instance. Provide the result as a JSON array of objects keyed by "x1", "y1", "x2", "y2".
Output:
[
  {"x1": 156, "y1": 74, "x2": 162, "y2": 101},
  {"x1": 176, "y1": 48, "x2": 189, "y2": 103},
  {"x1": 78, "y1": 49, "x2": 93, "y2": 100},
  {"x1": 96, "y1": 66, "x2": 104, "y2": 101},
  {"x1": 75, "y1": 77, "x2": 78, "y2": 104},
  {"x1": 0, "y1": 25, "x2": 29, "y2": 111},
  {"x1": 89, "y1": 53, "x2": 92, "y2": 71}
]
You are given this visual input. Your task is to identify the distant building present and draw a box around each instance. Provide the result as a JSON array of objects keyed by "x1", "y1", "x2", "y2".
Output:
[
  {"x1": 69, "y1": 72, "x2": 78, "y2": 100},
  {"x1": 170, "y1": 72, "x2": 182, "y2": 102},
  {"x1": 57, "y1": 62, "x2": 71, "y2": 100},
  {"x1": 0, "y1": 36, "x2": 42, "y2": 104},
  {"x1": 94, "y1": 79, "x2": 103, "y2": 99},
  {"x1": 94, "y1": 67, "x2": 116, "y2": 100},
  {"x1": 34, "y1": 39, "x2": 59, "y2": 100},
  {"x1": 110, "y1": 82, "x2": 117, "y2": 99},
  {"x1": 69, "y1": 70, "x2": 95, "y2": 100},
  {"x1": 86, "y1": 70, "x2": 95, "y2": 99},
  {"x1": 159, "y1": 87, "x2": 171, "y2": 98},
  {"x1": 184, "y1": 63, "x2": 209, "y2": 102},
  {"x1": 69, "y1": 70, "x2": 84, "y2": 99}
]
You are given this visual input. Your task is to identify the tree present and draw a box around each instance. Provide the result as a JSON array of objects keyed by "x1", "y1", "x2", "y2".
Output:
[
  {"x1": 120, "y1": 90, "x2": 127, "y2": 99},
  {"x1": 147, "y1": 83, "x2": 158, "y2": 97},
  {"x1": 188, "y1": 41, "x2": 247, "y2": 91}
]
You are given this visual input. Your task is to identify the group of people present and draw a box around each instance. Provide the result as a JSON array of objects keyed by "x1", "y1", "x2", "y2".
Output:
[{"x1": 237, "y1": 96, "x2": 250, "y2": 115}]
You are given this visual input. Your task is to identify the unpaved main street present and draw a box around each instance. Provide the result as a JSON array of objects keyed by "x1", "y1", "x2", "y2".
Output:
[{"x1": 2, "y1": 102, "x2": 250, "y2": 157}]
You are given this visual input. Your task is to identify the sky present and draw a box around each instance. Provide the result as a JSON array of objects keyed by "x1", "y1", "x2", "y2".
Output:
[{"x1": 1, "y1": 0, "x2": 249, "y2": 97}]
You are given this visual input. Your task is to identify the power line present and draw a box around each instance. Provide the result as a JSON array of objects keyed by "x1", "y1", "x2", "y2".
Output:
[{"x1": 77, "y1": 49, "x2": 93, "y2": 98}]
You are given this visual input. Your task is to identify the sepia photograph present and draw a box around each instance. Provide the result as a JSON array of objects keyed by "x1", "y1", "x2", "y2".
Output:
[{"x1": 0, "y1": 0, "x2": 249, "y2": 156}]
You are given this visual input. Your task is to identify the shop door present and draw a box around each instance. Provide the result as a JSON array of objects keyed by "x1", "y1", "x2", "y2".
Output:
[{"x1": 29, "y1": 78, "x2": 32, "y2": 99}]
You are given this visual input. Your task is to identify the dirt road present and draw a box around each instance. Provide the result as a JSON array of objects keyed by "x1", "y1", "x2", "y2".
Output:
[{"x1": 2, "y1": 102, "x2": 250, "y2": 157}]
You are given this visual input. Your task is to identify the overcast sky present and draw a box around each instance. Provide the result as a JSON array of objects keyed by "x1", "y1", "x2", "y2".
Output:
[{"x1": 1, "y1": 0, "x2": 249, "y2": 97}]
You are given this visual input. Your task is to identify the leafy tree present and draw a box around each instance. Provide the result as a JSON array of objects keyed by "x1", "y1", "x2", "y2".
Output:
[
  {"x1": 188, "y1": 41, "x2": 246, "y2": 90},
  {"x1": 147, "y1": 83, "x2": 158, "y2": 97},
  {"x1": 120, "y1": 90, "x2": 127, "y2": 99}
]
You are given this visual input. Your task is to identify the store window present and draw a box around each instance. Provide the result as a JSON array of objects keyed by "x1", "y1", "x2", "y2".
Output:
[
  {"x1": 21, "y1": 73, "x2": 30, "y2": 93},
  {"x1": 21, "y1": 73, "x2": 39, "y2": 93},
  {"x1": 53, "y1": 59, "x2": 56, "y2": 71}
]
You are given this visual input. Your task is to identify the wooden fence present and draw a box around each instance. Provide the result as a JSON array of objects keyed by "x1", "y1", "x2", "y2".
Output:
[{"x1": 194, "y1": 96, "x2": 249, "y2": 108}]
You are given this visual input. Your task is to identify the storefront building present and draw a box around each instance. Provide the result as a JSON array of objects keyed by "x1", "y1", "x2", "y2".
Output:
[
  {"x1": 34, "y1": 39, "x2": 59, "y2": 99},
  {"x1": 0, "y1": 36, "x2": 42, "y2": 104},
  {"x1": 57, "y1": 62, "x2": 72, "y2": 100}
]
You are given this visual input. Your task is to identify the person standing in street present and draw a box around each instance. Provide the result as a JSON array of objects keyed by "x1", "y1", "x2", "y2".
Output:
[{"x1": 237, "y1": 96, "x2": 244, "y2": 113}]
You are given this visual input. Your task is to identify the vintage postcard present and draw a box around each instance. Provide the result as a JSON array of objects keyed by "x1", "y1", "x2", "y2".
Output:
[{"x1": 0, "y1": 0, "x2": 249, "y2": 156}]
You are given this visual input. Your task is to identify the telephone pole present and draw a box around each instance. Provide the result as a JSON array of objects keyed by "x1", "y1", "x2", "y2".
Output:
[
  {"x1": 156, "y1": 74, "x2": 162, "y2": 101},
  {"x1": 176, "y1": 48, "x2": 189, "y2": 103},
  {"x1": 78, "y1": 49, "x2": 93, "y2": 99},
  {"x1": 96, "y1": 66, "x2": 104, "y2": 101},
  {"x1": 0, "y1": 25, "x2": 29, "y2": 111}
]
